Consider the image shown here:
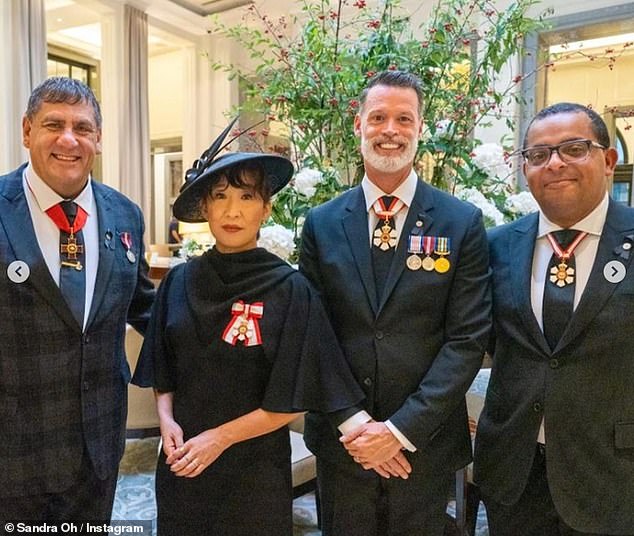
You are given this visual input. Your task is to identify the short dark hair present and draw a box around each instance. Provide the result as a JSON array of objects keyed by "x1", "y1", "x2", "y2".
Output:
[
  {"x1": 359, "y1": 70, "x2": 423, "y2": 115},
  {"x1": 25, "y1": 77, "x2": 102, "y2": 128},
  {"x1": 205, "y1": 161, "x2": 273, "y2": 204},
  {"x1": 523, "y1": 102, "x2": 610, "y2": 149}
]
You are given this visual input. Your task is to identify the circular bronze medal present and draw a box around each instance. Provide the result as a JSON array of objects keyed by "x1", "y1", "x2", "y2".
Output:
[
  {"x1": 435, "y1": 257, "x2": 450, "y2": 273},
  {"x1": 407, "y1": 254, "x2": 422, "y2": 271},
  {"x1": 422, "y1": 256, "x2": 435, "y2": 271}
]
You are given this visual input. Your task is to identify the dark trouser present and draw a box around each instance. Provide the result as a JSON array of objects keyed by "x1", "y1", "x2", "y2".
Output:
[
  {"x1": 483, "y1": 444, "x2": 615, "y2": 536},
  {"x1": 0, "y1": 452, "x2": 117, "y2": 525},
  {"x1": 316, "y1": 456, "x2": 453, "y2": 536}
]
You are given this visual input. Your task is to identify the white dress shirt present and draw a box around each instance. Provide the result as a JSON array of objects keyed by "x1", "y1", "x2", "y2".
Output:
[
  {"x1": 362, "y1": 169, "x2": 418, "y2": 247},
  {"x1": 337, "y1": 170, "x2": 419, "y2": 452},
  {"x1": 23, "y1": 163, "x2": 99, "y2": 331},
  {"x1": 531, "y1": 193, "x2": 608, "y2": 442}
]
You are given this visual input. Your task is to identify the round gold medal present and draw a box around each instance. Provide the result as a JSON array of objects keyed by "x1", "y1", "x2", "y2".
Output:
[
  {"x1": 407, "y1": 254, "x2": 422, "y2": 271},
  {"x1": 435, "y1": 257, "x2": 451, "y2": 273},
  {"x1": 422, "y1": 256, "x2": 435, "y2": 271}
]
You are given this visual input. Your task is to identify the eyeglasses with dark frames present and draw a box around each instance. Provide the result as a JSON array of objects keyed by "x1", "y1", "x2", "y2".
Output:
[{"x1": 520, "y1": 139, "x2": 606, "y2": 168}]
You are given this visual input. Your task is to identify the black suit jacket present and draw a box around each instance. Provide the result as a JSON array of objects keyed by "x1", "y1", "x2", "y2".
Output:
[
  {"x1": 0, "y1": 165, "x2": 155, "y2": 498},
  {"x1": 300, "y1": 180, "x2": 491, "y2": 473},
  {"x1": 474, "y1": 200, "x2": 634, "y2": 534}
]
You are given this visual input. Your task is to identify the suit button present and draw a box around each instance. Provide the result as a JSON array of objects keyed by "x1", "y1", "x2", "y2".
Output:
[
  {"x1": 83, "y1": 381, "x2": 90, "y2": 391},
  {"x1": 375, "y1": 331, "x2": 384, "y2": 340},
  {"x1": 549, "y1": 358, "x2": 559, "y2": 369},
  {"x1": 533, "y1": 402, "x2": 542, "y2": 412},
  {"x1": 363, "y1": 377, "x2": 373, "y2": 387},
  {"x1": 83, "y1": 335, "x2": 90, "y2": 344}
]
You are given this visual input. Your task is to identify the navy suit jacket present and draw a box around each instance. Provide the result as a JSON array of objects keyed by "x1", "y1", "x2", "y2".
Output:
[
  {"x1": 0, "y1": 165, "x2": 155, "y2": 498},
  {"x1": 300, "y1": 180, "x2": 491, "y2": 473},
  {"x1": 474, "y1": 200, "x2": 634, "y2": 534}
]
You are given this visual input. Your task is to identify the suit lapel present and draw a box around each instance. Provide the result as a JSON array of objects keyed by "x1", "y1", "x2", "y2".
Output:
[
  {"x1": 86, "y1": 182, "x2": 117, "y2": 328},
  {"x1": 342, "y1": 187, "x2": 379, "y2": 314},
  {"x1": 379, "y1": 180, "x2": 434, "y2": 311},
  {"x1": 509, "y1": 213, "x2": 551, "y2": 355},
  {"x1": 558, "y1": 200, "x2": 634, "y2": 350},
  {"x1": 0, "y1": 168, "x2": 80, "y2": 331}
]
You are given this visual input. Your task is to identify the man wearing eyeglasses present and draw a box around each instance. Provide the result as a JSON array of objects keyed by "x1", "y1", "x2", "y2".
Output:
[{"x1": 473, "y1": 102, "x2": 634, "y2": 535}]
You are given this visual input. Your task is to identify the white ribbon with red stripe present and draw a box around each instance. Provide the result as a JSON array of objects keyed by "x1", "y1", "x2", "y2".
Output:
[
  {"x1": 221, "y1": 301, "x2": 264, "y2": 347},
  {"x1": 546, "y1": 231, "x2": 588, "y2": 261},
  {"x1": 373, "y1": 197, "x2": 404, "y2": 220}
]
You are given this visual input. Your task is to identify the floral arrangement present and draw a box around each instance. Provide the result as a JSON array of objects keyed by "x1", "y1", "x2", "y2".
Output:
[
  {"x1": 456, "y1": 142, "x2": 538, "y2": 226},
  {"x1": 209, "y1": 0, "x2": 633, "y2": 261},
  {"x1": 208, "y1": 0, "x2": 550, "y2": 261},
  {"x1": 178, "y1": 237, "x2": 207, "y2": 260}
]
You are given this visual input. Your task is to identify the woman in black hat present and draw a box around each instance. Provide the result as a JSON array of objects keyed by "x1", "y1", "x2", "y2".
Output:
[{"x1": 132, "y1": 123, "x2": 364, "y2": 536}]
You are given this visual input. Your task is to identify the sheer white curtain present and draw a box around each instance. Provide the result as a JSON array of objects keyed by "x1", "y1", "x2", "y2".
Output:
[
  {"x1": 0, "y1": 0, "x2": 46, "y2": 173},
  {"x1": 120, "y1": 5, "x2": 151, "y2": 220}
]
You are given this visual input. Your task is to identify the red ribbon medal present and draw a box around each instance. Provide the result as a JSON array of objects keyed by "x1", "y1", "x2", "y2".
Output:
[
  {"x1": 120, "y1": 232, "x2": 136, "y2": 263},
  {"x1": 546, "y1": 231, "x2": 588, "y2": 287},
  {"x1": 222, "y1": 301, "x2": 264, "y2": 347},
  {"x1": 45, "y1": 204, "x2": 88, "y2": 265}
]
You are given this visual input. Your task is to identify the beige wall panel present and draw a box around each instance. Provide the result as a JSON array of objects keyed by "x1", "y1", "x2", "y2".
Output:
[{"x1": 149, "y1": 50, "x2": 184, "y2": 141}]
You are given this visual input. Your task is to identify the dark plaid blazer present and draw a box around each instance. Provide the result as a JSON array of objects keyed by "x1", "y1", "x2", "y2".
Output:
[{"x1": 0, "y1": 165, "x2": 155, "y2": 498}]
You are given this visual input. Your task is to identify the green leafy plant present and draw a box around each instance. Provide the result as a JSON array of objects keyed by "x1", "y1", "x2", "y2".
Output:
[
  {"x1": 210, "y1": 0, "x2": 554, "y2": 255},
  {"x1": 212, "y1": 0, "x2": 550, "y2": 180}
]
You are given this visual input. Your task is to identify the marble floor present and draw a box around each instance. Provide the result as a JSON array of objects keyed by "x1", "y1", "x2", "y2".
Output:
[{"x1": 112, "y1": 437, "x2": 488, "y2": 535}]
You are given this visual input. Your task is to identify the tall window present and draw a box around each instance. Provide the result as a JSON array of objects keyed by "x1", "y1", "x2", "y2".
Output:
[{"x1": 47, "y1": 53, "x2": 97, "y2": 89}]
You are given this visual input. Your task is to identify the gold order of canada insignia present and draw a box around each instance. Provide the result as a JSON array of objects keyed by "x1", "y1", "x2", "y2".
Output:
[
  {"x1": 374, "y1": 223, "x2": 397, "y2": 250},
  {"x1": 550, "y1": 262, "x2": 575, "y2": 287}
]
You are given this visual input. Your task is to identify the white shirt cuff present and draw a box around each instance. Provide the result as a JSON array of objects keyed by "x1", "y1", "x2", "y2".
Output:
[
  {"x1": 337, "y1": 410, "x2": 372, "y2": 435},
  {"x1": 385, "y1": 420, "x2": 417, "y2": 452}
]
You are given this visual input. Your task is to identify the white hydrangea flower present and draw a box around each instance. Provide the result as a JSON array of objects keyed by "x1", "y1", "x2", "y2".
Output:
[
  {"x1": 258, "y1": 224, "x2": 296, "y2": 261},
  {"x1": 505, "y1": 191, "x2": 539, "y2": 216},
  {"x1": 456, "y1": 187, "x2": 506, "y2": 226},
  {"x1": 471, "y1": 143, "x2": 513, "y2": 194},
  {"x1": 294, "y1": 168, "x2": 323, "y2": 198}
]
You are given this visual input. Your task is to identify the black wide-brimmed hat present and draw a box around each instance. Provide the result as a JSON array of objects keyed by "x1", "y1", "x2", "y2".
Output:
[{"x1": 173, "y1": 117, "x2": 294, "y2": 223}]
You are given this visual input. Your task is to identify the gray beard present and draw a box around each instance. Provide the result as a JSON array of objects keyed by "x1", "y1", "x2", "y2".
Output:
[{"x1": 360, "y1": 137, "x2": 417, "y2": 173}]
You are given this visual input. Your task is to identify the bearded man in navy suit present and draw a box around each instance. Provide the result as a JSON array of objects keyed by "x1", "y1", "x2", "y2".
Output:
[
  {"x1": 0, "y1": 77, "x2": 154, "y2": 522},
  {"x1": 299, "y1": 70, "x2": 492, "y2": 536},
  {"x1": 474, "y1": 102, "x2": 634, "y2": 535}
]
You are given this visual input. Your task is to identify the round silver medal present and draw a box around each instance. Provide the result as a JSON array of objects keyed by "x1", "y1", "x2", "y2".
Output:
[{"x1": 407, "y1": 254, "x2": 422, "y2": 271}]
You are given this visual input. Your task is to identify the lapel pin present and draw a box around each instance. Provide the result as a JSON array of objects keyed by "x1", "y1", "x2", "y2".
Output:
[
  {"x1": 104, "y1": 229, "x2": 114, "y2": 250},
  {"x1": 614, "y1": 234, "x2": 634, "y2": 260}
]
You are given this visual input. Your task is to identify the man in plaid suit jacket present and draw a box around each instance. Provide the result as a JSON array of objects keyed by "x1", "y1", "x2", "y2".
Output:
[{"x1": 0, "y1": 78, "x2": 154, "y2": 521}]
